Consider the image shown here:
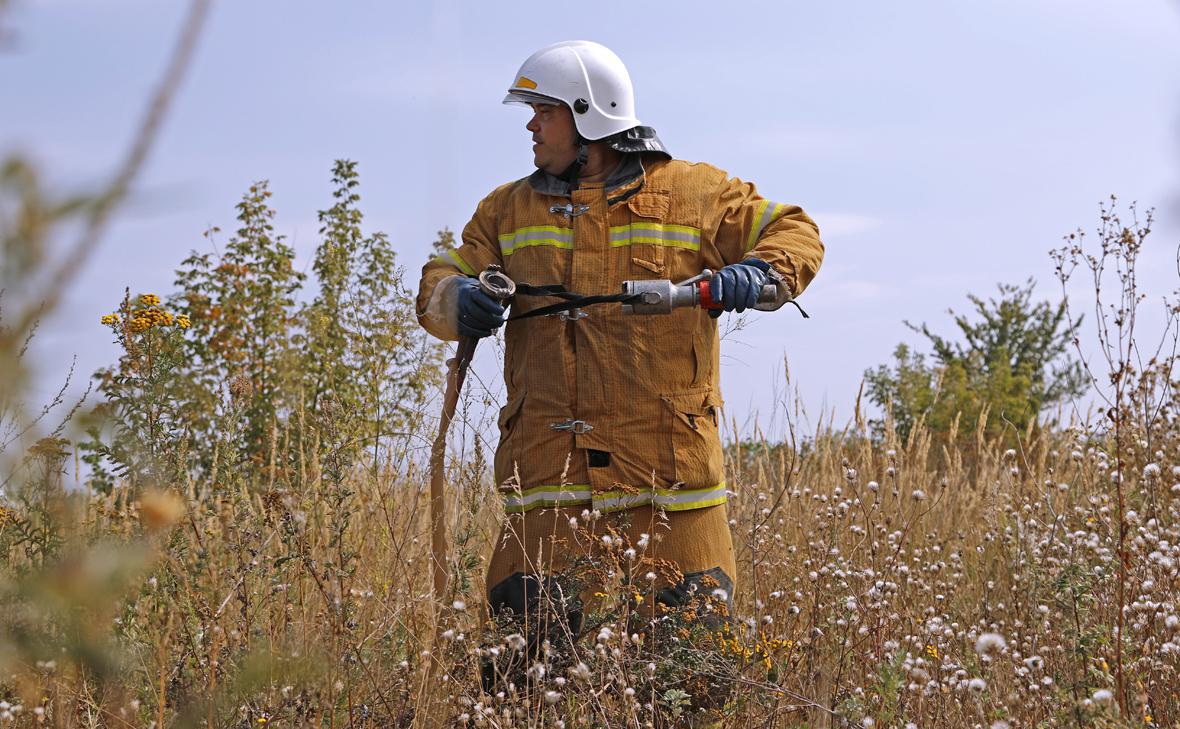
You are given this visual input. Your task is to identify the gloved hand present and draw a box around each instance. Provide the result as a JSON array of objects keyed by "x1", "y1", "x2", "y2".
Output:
[
  {"x1": 456, "y1": 277, "x2": 506, "y2": 338},
  {"x1": 709, "y1": 258, "x2": 770, "y2": 317}
]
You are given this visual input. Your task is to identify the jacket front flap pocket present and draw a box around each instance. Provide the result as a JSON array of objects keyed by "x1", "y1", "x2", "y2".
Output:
[
  {"x1": 627, "y1": 190, "x2": 671, "y2": 220},
  {"x1": 498, "y1": 389, "x2": 527, "y2": 432},
  {"x1": 661, "y1": 388, "x2": 723, "y2": 430},
  {"x1": 632, "y1": 256, "x2": 664, "y2": 274},
  {"x1": 625, "y1": 191, "x2": 672, "y2": 277},
  {"x1": 495, "y1": 389, "x2": 528, "y2": 488},
  {"x1": 660, "y1": 388, "x2": 724, "y2": 487}
]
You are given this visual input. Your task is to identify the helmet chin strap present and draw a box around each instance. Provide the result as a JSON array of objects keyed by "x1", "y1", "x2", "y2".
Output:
[{"x1": 557, "y1": 138, "x2": 589, "y2": 186}]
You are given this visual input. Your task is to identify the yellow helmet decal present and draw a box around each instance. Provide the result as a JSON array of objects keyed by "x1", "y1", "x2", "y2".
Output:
[{"x1": 514, "y1": 76, "x2": 538, "y2": 90}]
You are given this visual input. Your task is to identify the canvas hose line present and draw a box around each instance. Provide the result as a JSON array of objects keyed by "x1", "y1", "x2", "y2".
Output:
[
  {"x1": 508, "y1": 281, "x2": 641, "y2": 320},
  {"x1": 429, "y1": 267, "x2": 515, "y2": 600}
]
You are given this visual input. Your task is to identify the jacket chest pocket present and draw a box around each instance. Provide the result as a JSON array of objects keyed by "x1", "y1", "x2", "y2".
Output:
[
  {"x1": 618, "y1": 190, "x2": 702, "y2": 281},
  {"x1": 660, "y1": 387, "x2": 725, "y2": 488}
]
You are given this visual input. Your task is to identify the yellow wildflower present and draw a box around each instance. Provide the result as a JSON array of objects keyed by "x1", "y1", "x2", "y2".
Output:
[
  {"x1": 100, "y1": 313, "x2": 119, "y2": 326},
  {"x1": 176, "y1": 314, "x2": 191, "y2": 329},
  {"x1": 926, "y1": 644, "x2": 940, "y2": 660},
  {"x1": 126, "y1": 306, "x2": 180, "y2": 331},
  {"x1": 139, "y1": 293, "x2": 161, "y2": 306}
]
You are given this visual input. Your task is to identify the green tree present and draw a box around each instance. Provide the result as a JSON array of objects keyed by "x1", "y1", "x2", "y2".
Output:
[
  {"x1": 865, "y1": 280, "x2": 1083, "y2": 441},
  {"x1": 300, "y1": 160, "x2": 443, "y2": 479},
  {"x1": 907, "y1": 278, "x2": 1085, "y2": 409},
  {"x1": 83, "y1": 162, "x2": 443, "y2": 492},
  {"x1": 431, "y1": 226, "x2": 456, "y2": 257},
  {"x1": 346, "y1": 226, "x2": 443, "y2": 474},
  {"x1": 85, "y1": 181, "x2": 306, "y2": 485},
  {"x1": 864, "y1": 344, "x2": 938, "y2": 441},
  {"x1": 304, "y1": 160, "x2": 364, "y2": 418},
  {"x1": 171, "y1": 181, "x2": 304, "y2": 466}
]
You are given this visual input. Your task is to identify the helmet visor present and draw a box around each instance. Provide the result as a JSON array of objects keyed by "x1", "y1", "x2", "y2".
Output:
[{"x1": 503, "y1": 89, "x2": 562, "y2": 107}]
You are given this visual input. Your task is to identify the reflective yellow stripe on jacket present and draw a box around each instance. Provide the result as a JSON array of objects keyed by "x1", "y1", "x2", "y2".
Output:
[
  {"x1": 503, "y1": 482, "x2": 728, "y2": 515},
  {"x1": 431, "y1": 249, "x2": 476, "y2": 276},
  {"x1": 497, "y1": 223, "x2": 702, "y2": 255},
  {"x1": 499, "y1": 226, "x2": 573, "y2": 256},
  {"x1": 745, "y1": 200, "x2": 788, "y2": 252},
  {"x1": 610, "y1": 223, "x2": 701, "y2": 251}
]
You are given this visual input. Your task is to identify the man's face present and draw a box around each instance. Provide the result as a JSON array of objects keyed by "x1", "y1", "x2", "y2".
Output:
[{"x1": 526, "y1": 102, "x2": 578, "y2": 175}]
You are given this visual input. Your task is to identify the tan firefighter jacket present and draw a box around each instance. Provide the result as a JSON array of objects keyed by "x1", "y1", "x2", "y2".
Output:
[{"x1": 417, "y1": 154, "x2": 823, "y2": 516}]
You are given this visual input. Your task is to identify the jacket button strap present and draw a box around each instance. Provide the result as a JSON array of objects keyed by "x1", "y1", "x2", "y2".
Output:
[
  {"x1": 549, "y1": 203, "x2": 590, "y2": 219},
  {"x1": 550, "y1": 419, "x2": 594, "y2": 434}
]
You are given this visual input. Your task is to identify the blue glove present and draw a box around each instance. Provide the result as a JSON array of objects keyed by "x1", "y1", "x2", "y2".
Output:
[
  {"x1": 709, "y1": 258, "x2": 770, "y2": 317},
  {"x1": 456, "y1": 278, "x2": 506, "y2": 338}
]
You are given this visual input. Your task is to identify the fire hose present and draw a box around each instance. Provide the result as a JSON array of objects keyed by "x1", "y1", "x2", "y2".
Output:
[
  {"x1": 428, "y1": 265, "x2": 804, "y2": 600},
  {"x1": 429, "y1": 267, "x2": 517, "y2": 599}
]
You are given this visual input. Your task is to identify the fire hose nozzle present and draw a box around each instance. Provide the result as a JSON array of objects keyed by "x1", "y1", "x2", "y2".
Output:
[
  {"x1": 621, "y1": 273, "x2": 778, "y2": 315},
  {"x1": 620, "y1": 279, "x2": 695, "y2": 314}
]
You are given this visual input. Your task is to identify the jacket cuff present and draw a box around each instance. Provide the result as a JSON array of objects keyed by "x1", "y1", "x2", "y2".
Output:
[
  {"x1": 751, "y1": 263, "x2": 796, "y2": 312},
  {"x1": 416, "y1": 274, "x2": 466, "y2": 341}
]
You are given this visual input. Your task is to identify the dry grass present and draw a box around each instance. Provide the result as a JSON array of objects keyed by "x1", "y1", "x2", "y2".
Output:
[{"x1": 1, "y1": 401, "x2": 1178, "y2": 729}]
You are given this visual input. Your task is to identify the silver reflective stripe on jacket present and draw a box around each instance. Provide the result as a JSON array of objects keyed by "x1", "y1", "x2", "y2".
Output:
[
  {"x1": 609, "y1": 223, "x2": 702, "y2": 251},
  {"x1": 498, "y1": 226, "x2": 574, "y2": 255}
]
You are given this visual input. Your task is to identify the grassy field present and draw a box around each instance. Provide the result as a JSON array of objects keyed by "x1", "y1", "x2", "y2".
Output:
[
  {"x1": 2, "y1": 388, "x2": 1179, "y2": 727},
  {"x1": 1, "y1": 174, "x2": 1177, "y2": 728}
]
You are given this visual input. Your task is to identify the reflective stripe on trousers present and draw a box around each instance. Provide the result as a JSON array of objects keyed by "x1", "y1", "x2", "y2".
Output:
[{"x1": 502, "y1": 482, "x2": 728, "y2": 514}]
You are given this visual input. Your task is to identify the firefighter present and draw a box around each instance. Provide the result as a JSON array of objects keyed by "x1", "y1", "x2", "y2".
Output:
[{"x1": 416, "y1": 40, "x2": 823, "y2": 716}]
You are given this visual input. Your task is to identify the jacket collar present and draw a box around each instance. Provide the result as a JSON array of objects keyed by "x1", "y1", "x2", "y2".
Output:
[{"x1": 526, "y1": 153, "x2": 645, "y2": 199}]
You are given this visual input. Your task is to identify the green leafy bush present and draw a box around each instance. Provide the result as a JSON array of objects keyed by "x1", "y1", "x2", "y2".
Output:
[
  {"x1": 865, "y1": 279, "x2": 1085, "y2": 443},
  {"x1": 82, "y1": 161, "x2": 442, "y2": 492}
]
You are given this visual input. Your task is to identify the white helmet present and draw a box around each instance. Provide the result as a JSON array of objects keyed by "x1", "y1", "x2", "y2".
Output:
[{"x1": 503, "y1": 40, "x2": 641, "y2": 141}]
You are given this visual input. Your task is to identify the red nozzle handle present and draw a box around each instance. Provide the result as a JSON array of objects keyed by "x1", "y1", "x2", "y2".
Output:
[
  {"x1": 697, "y1": 279, "x2": 723, "y2": 310},
  {"x1": 697, "y1": 279, "x2": 778, "y2": 310}
]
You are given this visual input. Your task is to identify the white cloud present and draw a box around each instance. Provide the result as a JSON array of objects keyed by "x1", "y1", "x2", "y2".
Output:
[
  {"x1": 741, "y1": 127, "x2": 870, "y2": 160},
  {"x1": 810, "y1": 211, "x2": 882, "y2": 238},
  {"x1": 823, "y1": 279, "x2": 886, "y2": 304},
  {"x1": 342, "y1": 63, "x2": 503, "y2": 108}
]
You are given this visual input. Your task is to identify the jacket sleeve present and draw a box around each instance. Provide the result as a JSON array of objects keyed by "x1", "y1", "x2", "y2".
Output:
[
  {"x1": 709, "y1": 174, "x2": 823, "y2": 297},
  {"x1": 416, "y1": 188, "x2": 507, "y2": 341}
]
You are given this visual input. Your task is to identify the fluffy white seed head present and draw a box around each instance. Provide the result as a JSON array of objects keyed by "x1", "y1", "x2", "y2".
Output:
[{"x1": 975, "y1": 632, "x2": 1007, "y2": 655}]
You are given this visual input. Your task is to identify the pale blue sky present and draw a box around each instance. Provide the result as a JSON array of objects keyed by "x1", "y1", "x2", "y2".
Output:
[{"x1": 4, "y1": 0, "x2": 1180, "y2": 437}]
